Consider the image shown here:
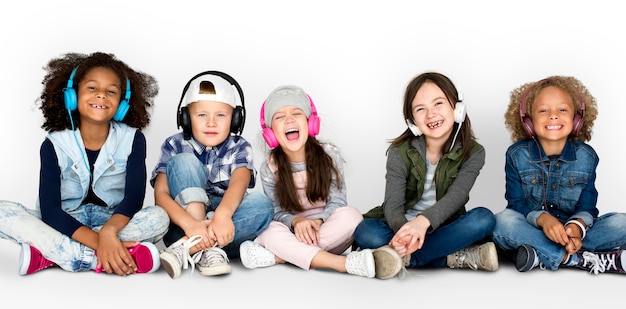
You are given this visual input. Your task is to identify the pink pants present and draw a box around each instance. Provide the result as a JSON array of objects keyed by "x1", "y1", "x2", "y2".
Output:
[{"x1": 255, "y1": 206, "x2": 363, "y2": 270}]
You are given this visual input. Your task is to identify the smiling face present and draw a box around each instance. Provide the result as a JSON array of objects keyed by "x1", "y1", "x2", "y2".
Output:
[
  {"x1": 270, "y1": 104, "x2": 309, "y2": 161},
  {"x1": 76, "y1": 66, "x2": 123, "y2": 126},
  {"x1": 531, "y1": 85, "x2": 575, "y2": 153},
  {"x1": 410, "y1": 81, "x2": 455, "y2": 143},
  {"x1": 188, "y1": 100, "x2": 233, "y2": 147}
]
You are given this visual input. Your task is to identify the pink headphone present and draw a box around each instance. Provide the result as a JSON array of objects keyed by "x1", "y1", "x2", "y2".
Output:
[
  {"x1": 259, "y1": 94, "x2": 320, "y2": 148},
  {"x1": 519, "y1": 82, "x2": 585, "y2": 138}
]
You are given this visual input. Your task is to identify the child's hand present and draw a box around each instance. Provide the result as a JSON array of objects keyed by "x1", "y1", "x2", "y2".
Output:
[
  {"x1": 390, "y1": 215, "x2": 430, "y2": 256},
  {"x1": 292, "y1": 217, "x2": 321, "y2": 245},
  {"x1": 95, "y1": 234, "x2": 137, "y2": 276}
]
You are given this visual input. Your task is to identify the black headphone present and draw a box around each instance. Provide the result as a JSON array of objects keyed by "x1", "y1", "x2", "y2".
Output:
[
  {"x1": 176, "y1": 71, "x2": 246, "y2": 140},
  {"x1": 519, "y1": 82, "x2": 585, "y2": 138}
]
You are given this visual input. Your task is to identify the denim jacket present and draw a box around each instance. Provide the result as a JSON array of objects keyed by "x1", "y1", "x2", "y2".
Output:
[
  {"x1": 504, "y1": 139, "x2": 599, "y2": 229},
  {"x1": 37, "y1": 122, "x2": 137, "y2": 212}
]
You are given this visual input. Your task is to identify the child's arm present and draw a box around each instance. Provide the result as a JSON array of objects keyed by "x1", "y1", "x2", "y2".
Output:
[
  {"x1": 153, "y1": 173, "x2": 212, "y2": 250},
  {"x1": 210, "y1": 166, "x2": 251, "y2": 247}
]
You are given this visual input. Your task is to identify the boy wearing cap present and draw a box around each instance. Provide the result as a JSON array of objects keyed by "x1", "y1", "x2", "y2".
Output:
[{"x1": 150, "y1": 71, "x2": 273, "y2": 279}]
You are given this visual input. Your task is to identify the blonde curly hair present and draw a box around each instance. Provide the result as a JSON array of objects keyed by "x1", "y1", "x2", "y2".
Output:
[{"x1": 504, "y1": 75, "x2": 598, "y2": 143}]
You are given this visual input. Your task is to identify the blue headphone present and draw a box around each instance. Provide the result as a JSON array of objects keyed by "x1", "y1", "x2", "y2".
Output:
[{"x1": 63, "y1": 67, "x2": 131, "y2": 121}]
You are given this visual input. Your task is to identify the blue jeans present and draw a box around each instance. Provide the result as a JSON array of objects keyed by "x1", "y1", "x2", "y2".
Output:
[
  {"x1": 0, "y1": 200, "x2": 168, "y2": 272},
  {"x1": 354, "y1": 207, "x2": 495, "y2": 268},
  {"x1": 492, "y1": 208, "x2": 626, "y2": 270},
  {"x1": 163, "y1": 153, "x2": 273, "y2": 258}
]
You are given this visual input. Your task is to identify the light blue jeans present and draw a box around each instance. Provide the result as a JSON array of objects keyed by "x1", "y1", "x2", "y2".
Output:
[
  {"x1": 492, "y1": 208, "x2": 626, "y2": 270},
  {"x1": 354, "y1": 207, "x2": 496, "y2": 268},
  {"x1": 162, "y1": 153, "x2": 273, "y2": 258},
  {"x1": 0, "y1": 200, "x2": 169, "y2": 272}
]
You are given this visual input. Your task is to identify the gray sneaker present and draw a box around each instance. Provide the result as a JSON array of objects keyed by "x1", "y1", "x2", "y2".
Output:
[
  {"x1": 372, "y1": 245, "x2": 404, "y2": 279},
  {"x1": 447, "y1": 242, "x2": 499, "y2": 271},
  {"x1": 159, "y1": 235, "x2": 202, "y2": 279},
  {"x1": 196, "y1": 246, "x2": 231, "y2": 276}
]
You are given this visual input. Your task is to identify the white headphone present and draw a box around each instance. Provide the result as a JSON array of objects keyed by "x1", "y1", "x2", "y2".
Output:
[{"x1": 406, "y1": 93, "x2": 466, "y2": 136}]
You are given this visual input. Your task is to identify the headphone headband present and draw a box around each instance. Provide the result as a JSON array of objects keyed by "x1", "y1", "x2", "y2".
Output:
[{"x1": 176, "y1": 71, "x2": 246, "y2": 139}]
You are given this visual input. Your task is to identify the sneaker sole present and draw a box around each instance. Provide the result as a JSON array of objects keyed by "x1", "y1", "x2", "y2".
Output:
[
  {"x1": 160, "y1": 251, "x2": 182, "y2": 279},
  {"x1": 372, "y1": 246, "x2": 402, "y2": 279},
  {"x1": 18, "y1": 243, "x2": 31, "y2": 275},
  {"x1": 515, "y1": 244, "x2": 535, "y2": 272},
  {"x1": 135, "y1": 242, "x2": 161, "y2": 273},
  {"x1": 197, "y1": 263, "x2": 232, "y2": 276}
]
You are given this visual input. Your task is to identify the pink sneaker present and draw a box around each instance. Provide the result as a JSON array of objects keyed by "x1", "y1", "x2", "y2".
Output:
[
  {"x1": 128, "y1": 242, "x2": 160, "y2": 273},
  {"x1": 96, "y1": 242, "x2": 160, "y2": 274},
  {"x1": 19, "y1": 243, "x2": 56, "y2": 275}
]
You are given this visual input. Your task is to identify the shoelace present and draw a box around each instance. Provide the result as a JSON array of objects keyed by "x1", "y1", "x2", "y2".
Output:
[
  {"x1": 172, "y1": 235, "x2": 203, "y2": 275},
  {"x1": 581, "y1": 251, "x2": 618, "y2": 274},
  {"x1": 194, "y1": 245, "x2": 229, "y2": 267},
  {"x1": 456, "y1": 248, "x2": 480, "y2": 270},
  {"x1": 397, "y1": 265, "x2": 408, "y2": 279}
]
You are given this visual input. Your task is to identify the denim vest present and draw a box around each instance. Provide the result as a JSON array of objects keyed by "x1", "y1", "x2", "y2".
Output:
[
  {"x1": 505, "y1": 139, "x2": 598, "y2": 226},
  {"x1": 36, "y1": 122, "x2": 137, "y2": 212}
]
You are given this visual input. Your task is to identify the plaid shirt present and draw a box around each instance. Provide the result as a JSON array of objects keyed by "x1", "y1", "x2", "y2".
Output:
[{"x1": 150, "y1": 133, "x2": 256, "y2": 196}]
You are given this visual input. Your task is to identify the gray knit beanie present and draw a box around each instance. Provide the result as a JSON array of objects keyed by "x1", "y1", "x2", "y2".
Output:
[{"x1": 263, "y1": 85, "x2": 311, "y2": 127}]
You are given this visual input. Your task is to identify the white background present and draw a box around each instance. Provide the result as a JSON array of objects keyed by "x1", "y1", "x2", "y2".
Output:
[{"x1": 0, "y1": 0, "x2": 623, "y2": 307}]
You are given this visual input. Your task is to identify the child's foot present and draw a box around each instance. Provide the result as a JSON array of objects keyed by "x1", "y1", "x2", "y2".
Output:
[
  {"x1": 159, "y1": 235, "x2": 202, "y2": 279},
  {"x1": 19, "y1": 243, "x2": 56, "y2": 275},
  {"x1": 345, "y1": 249, "x2": 375, "y2": 278},
  {"x1": 577, "y1": 249, "x2": 625, "y2": 274},
  {"x1": 95, "y1": 242, "x2": 161, "y2": 274},
  {"x1": 447, "y1": 242, "x2": 499, "y2": 271},
  {"x1": 239, "y1": 240, "x2": 276, "y2": 269},
  {"x1": 196, "y1": 246, "x2": 231, "y2": 276},
  {"x1": 372, "y1": 245, "x2": 404, "y2": 279},
  {"x1": 127, "y1": 242, "x2": 160, "y2": 273}
]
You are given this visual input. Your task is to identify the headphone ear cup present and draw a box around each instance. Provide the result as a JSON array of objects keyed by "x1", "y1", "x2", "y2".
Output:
[
  {"x1": 262, "y1": 127, "x2": 279, "y2": 148},
  {"x1": 307, "y1": 113, "x2": 321, "y2": 136},
  {"x1": 571, "y1": 113, "x2": 583, "y2": 136},
  {"x1": 230, "y1": 106, "x2": 244, "y2": 134},
  {"x1": 454, "y1": 102, "x2": 466, "y2": 123},
  {"x1": 113, "y1": 99, "x2": 129, "y2": 121},
  {"x1": 521, "y1": 116, "x2": 535, "y2": 138},
  {"x1": 64, "y1": 88, "x2": 77, "y2": 111},
  {"x1": 178, "y1": 106, "x2": 192, "y2": 140},
  {"x1": 406, "y1": 119, "x2": 421, "y2": 136}
]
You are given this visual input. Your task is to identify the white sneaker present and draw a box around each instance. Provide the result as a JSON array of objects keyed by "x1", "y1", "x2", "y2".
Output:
[
  {"x1": 239, "y1": 240, "x2": 276, "y2": 269},
  {"x1": 195, "y1": 246, "x2": 231, "y2": 276},
  {"x1": 159, "y1": 235, "x2": 202, "y2": 279},
  {"x1": 345, "y1": 249, "x2": 375, "y2": 278}
]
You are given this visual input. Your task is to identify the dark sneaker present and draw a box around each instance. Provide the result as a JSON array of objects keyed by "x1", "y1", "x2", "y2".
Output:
[
  {"x1": 19, "y1": 243, "x2": 56, "y2": 275},
  {"x1": 577, "y1": 249, "x2": 625, "y2": 274},
  {"x1": 515, "y1": 244, "x2": 544, "y2": 272}
]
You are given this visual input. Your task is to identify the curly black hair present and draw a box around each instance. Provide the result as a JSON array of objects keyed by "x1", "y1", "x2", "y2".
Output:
[{"x1": 38, "y1": 51, "x2": 159, "y2": 131}]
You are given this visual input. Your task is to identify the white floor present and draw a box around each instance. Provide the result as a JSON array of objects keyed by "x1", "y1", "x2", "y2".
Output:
[{"x1": 0, "y1": 240, "x2": 619, "y2": 307}]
